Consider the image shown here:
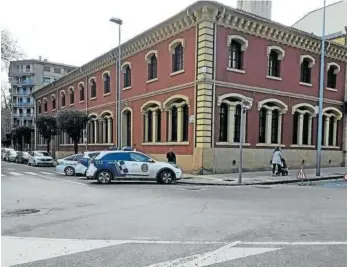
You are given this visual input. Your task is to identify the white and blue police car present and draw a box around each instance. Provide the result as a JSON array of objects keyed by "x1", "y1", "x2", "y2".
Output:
[{"x1": 86, "y1": 150, "x2": 182, "y2": 184}]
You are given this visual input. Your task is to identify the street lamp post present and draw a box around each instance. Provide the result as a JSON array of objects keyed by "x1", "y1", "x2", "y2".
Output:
[
  {"x1": 316, "y1": 0, "x2": 327, "y2": 177},
  {"x1": 238, "y1": 100, "x2": 251, "y2": 184},
  {"x1": 110, "y1": 17, "x2": 123, "y2": 149}
]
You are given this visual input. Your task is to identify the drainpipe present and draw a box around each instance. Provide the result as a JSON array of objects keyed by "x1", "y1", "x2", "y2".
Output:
[
  {"x1": 211, "y1": 9, "x2": 224, "y2": 174},
  {"x1": 80, "y1": 68, "x2": 88, "y2": 151}
]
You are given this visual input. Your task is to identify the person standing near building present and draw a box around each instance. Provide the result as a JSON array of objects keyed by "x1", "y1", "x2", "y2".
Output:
[
  {"x1": 271, "y1": 147, "x2": 283, "y2": 176},
  {"x1": 166, "y1": 148, "x2": 176, "y2": 164}
]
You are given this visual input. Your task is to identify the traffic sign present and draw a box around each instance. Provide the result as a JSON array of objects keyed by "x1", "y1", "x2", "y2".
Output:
[{"x1": 297, "y1": 169, "x2": 306, "y2": 180}]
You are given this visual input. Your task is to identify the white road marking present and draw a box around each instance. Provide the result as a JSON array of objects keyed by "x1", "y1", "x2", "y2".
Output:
[
  {"x1": 144, "y1": 242, "x2": 280, "y2": 267},
  {"x1": 1, "y1": 236, "x2": 128, "y2": 266},
  {"x1": 24, "y1": 172, "x2": 38, "y2": 176},
  {"x1": 34, "y1": 173, "x2": 87, "y2": 186},
  {"x1": 40, "y1": 172, "x2": 53, "y2": 175},
  {"x1": 8, "y1": 172, "x2": 21, "y2": 176},
  {"x1": 242, "y1": 241, "x2": 347, "y2": 245},
  {"x1": 1, "y1": 174, "x2": 4, "y2": 177}
]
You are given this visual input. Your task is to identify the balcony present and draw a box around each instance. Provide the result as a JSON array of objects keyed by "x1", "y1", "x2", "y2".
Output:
[
  {"x1": 12, "y1": 102, "x2": 34, "y2": 107},
  {"x1": 9, "y1": 69, "x2": 35, "y2": 76},
  {"x1": 12, "y1": 114, "x2": 35, "y2": 120},
  {"x1": 11, "y1": 90, "x2": 32, "y2": 96},
  {"x1": 11, "y1": 79, "x2": 35, "y2": 86}
]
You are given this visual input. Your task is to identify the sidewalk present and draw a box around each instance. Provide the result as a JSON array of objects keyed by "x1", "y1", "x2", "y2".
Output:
[{"x1": 178, "y1": 167, "x2": 346, "y2": 186}]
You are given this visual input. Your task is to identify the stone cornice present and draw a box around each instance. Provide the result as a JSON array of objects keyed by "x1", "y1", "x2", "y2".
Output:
[{"x1": 33, "y1": 1, "x2": 347, "y2": 99}]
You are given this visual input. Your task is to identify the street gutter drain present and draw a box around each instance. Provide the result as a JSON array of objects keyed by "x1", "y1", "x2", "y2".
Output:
[
  {"x1": 185, "y1": 188, "x2": 201, "y2": 191},
  {"x1": 254, "y1": 186, "x2": 272, "y2": 189},
  {"x1": 2, "y1": 209, "x2": 40, "y2": 217},
  {"x1": 223, "y1": 179, "x2": 235, "y2": 182}
]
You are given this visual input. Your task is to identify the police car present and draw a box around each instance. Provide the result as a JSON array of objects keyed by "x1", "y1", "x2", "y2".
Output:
[{"x1": 86, "y1": 150, "x2": 182, "y2": 184}]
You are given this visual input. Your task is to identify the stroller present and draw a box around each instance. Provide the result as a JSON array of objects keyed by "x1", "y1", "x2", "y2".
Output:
[{"x1": 279, "y1": 158, "x2": 289, "y2": 176}]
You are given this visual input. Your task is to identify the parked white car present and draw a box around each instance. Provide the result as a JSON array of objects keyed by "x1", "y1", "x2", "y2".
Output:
[
  {"x1": 55, "y1": 154, "x2": 86, "y2": 176},
  {"x1": 28, "y1": 151, "x2": 54, "y2": 167},
  {"x1": 6, "y1": 150, "x2": 18, "y2": 162}
]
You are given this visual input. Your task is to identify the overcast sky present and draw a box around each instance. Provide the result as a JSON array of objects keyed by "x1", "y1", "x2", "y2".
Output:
[{"x1": 0, "y1": 0, "x2": 340, "y2": 82}]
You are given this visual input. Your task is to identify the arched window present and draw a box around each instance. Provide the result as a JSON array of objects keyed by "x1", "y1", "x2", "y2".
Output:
[
  {"x1": 301, "y1": 59, "x2": 311, "y2": 84},
  {"x1": 43, "y1": 99, "x2": 47, "y2": 112},
  {"x1": 258, "y1": 99, "x2": 288, "y2": 144},
  {"x1": 79, "y1": 83, "x2": 85, "y2": 102},
  {"x1": 163, "y1": 95, "x2": 189, "y2": 143},
  {"x1": 122, "y1": 62, "x2": 131, "y2": 89},
  {"x1": 300, "y1": 55, "x2": 315, "y2": 84},
  {"x1": 68, "y1": 87, "x2": 74, "y2": 105},
  {"x1": 292, "y1": 104, "x2": 315, "y2": 146},
  {"x1": 100, "y1": 111, "x2": 113, "y2": 144},
  {"x1": 268, "y1": 50, "x2": 280, "y2": 77},
  {"x1": 38, "y1": 101, "x2": 42, "y2": 114},
  {"x1": 172, "y1": 43, "x2": 184, "y2": 72},
  {"x1": 327, "y1": 64, "x2": 340, "y2": 89},
  {"x1": 321, "y1": 107, "x2": 342, "y2": 147},
  {"x1": 148, "y1": 54, "x2": 158, "y2": 80},
  {"x1": 51, "y1": 95, "x2": 56, "y2": 110},
  {"x1": 122, "y1": 108, "x2": 132, "y2": 147},
  {"x1": 89, "y1": 78, "x2": 96, "y2": 98},
  {"x1": 103, "y1": 72, "x2": 110, "y2": 94},
  {"x1": 219, "y1": 103, "x2": 228, "y2": 142},
  {"x1": 217, "y1": 94, "x2": 253, "y2": 144},
  {"x1": 141, "y1": 101, "x2": 162, "y2": 143},
  {"x1": 60, "y1": 91, "x2": 66, "y2": 107},
  {"x1": 229, "y1": 41, "x2": 243, "y2": 70}
]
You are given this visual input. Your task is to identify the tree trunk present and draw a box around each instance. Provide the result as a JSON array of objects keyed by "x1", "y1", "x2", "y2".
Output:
[
  {"x1": 46, "y1": 139, "x2": 50, "y2": 154},
  {"x1": 74, "y1": 140, "x2": 78, "y2": 154}
]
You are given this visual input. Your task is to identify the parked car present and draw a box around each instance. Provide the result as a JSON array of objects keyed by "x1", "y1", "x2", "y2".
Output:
[
  {"x1": 79, "y1": 151, "x2": 101, "y2": 168},
  {"x1": 2, "y1": 148, "x2": 14, "y2": 161},
  {"x1": 55, "y1": 154, "x2": 86, "y2": 176},
  {"x1": 6, "y1": 150, "x2": 18, "y2": 162},
  {"x1": 86, "y1": 150, "x2": 182, "y2": 184},
  {"x1": 15, "y1": 151, "x2": 30, "y2": 164},
  {"x1": 28, "y1": 151, "x2": 54, "y2": 166}
]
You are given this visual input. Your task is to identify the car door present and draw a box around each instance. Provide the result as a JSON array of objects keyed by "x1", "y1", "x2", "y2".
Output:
[
  {"x1": 62, "y1": 155, "x2": 76, "y2": 166},
  {"x1": 128, "y1": 152, "x2": 158, "y2": 179}
]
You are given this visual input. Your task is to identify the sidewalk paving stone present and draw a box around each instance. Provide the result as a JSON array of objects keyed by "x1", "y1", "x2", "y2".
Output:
[{"x1": 178, "y1": 167, "x2": 346, "y2": 186}]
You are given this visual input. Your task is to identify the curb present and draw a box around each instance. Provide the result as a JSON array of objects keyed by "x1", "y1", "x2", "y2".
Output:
[{"x1": 176, "y1": 175, "x2": 344, "y2": 186}]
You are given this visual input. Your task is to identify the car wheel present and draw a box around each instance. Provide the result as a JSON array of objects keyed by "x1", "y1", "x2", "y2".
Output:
[
  {"x1": 64, "y1": 166, "x2": 75, "y2": 176},
  {"x1": 97, "y1": 170, "x2": 112, "y2": 184},
  {"x1": 158, "y1": 169, "x2": 175, "y2": 184}
]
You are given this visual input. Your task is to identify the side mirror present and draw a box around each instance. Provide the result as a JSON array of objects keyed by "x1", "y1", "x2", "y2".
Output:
[{"x1": 148, "y1": 159, "x2": 155, "y2": 163}]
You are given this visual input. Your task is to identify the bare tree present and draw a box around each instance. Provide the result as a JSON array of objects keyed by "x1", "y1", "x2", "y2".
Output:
[{"x1": 1, "y1": 29, "x2": 24, "y2": 71}]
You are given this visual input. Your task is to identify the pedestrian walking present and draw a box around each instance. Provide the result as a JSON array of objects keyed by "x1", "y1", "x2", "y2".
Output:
[
  {"x1": 271, "y1": 147, "x2": 282, "y2": 176},
  {"x1": 166, "y1": 148, "x2": 176, "y2": 164}
]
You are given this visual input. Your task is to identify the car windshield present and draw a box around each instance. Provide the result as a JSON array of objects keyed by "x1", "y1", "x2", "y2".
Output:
[
  {"x1": 35, "y1": 152, "x2": 51, "y2": 157},
  {"x1": 10, "y1": 151, "x2": 17, "y2": 155},
  {"x1": 23, "y1": 152, "x2": 29, "y2": 156},
  {"x1": 130, "y1": 152, "x2": 152, "y2": 162}
]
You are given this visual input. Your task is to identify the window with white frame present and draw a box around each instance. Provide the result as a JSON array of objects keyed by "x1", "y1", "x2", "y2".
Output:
[
  {"x1": 142, "y1": 101, "x2": 162, "y2": 143},
  {"x1": 300, "y1": 55, "x2": 315, "y2": 84},
  {"x1": 37, "y1": 101, "x2": 42, "y2": 114},
  {"x1": 79, "y1": 83, "x2": 85, "y2": 101},
  {"x1": 227, "y1": 35, "x2": 248, "y2": 71},
  {"x1": 258, "y1": 99, "x2": 287, "y2": 144},
  {"x1": 292, "y1": 104, "x2": 316, "y2": 146},
  {"x1": 68, "y1": 87, "x2": 74, "y2": 105},
  {"x1": 121, "y1": 62, "x2": 132, "y2": 88},
  {"x1": 267, "y1": 46, "x2": 285, "y2": 78},
  {"x1": 43, "y1": 98, "x2": 48, "y2": 112},
  {"x1": 89, "y1": 78, "x2": 96, "y2": 98},
  {"x1": 51, "y1": 94, "x2": 56, "y2": 110},
  {"x1": 103, "y1": 72, "x2": 111, "y2": 94},
  {"x1": 145, "y1": 50, "x2": 158, "y2": 80},
  {"x1": 60, "y1": 91, "x2": 66, "y2": 107},
  {"x1": 100, "y1": 112, "x2": 113, "y2": 144},
  {"x1": 321, "y1": 108, "x2": 342, "y2": 147},
  {"x1": 164, "y1": 97, "x2": 189, "y2": 142},
  {"x1": 326, "y1": 63, "x2": 340, "y2": 89},
  {"x1": 169, "y1": 39, "x2": 184, "y2": 73},
  {"x1": 218, "y1": 93, "x2": 252, "y2": 144}
]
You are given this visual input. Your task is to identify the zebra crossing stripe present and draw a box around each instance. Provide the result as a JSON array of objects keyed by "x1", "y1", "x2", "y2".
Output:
[
  {"x1": 40, "y1": 172, "x2": 53, "y2": 175},
  {"x1": 8, "y1": 172, "x2": 21, "y2": 176},
  {"x1": 24, "y1": 172, "x2": 38, "y2": 176}
]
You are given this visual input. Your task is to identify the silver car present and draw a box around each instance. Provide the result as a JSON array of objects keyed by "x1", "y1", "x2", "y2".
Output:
[{"x1": 28, "y1": 151, "x2": 54, "y2": 167}]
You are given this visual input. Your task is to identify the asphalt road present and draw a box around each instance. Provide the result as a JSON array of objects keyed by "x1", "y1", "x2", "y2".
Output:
[{"x1": 1, "y1": 161, "x2": 347, "y2": 267}]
